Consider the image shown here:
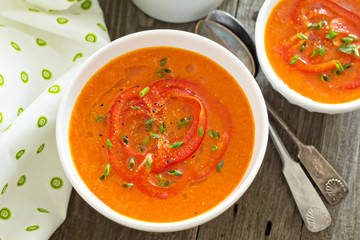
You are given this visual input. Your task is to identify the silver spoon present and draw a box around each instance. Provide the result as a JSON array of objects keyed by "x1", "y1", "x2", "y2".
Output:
[
  {"x1": 195, "y1": 10, "x2": 340, "y2": 231},
  {"x1": 267, "y1": 103, "x2": 348, "y2": 205}
]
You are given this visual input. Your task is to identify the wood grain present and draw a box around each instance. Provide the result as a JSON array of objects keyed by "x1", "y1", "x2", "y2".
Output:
[{"x1": 50, "y1": 0, "x2": 360, "y2": 239}]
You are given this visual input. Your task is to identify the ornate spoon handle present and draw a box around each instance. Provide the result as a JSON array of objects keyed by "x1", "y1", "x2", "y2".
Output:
[
  {"x1": 269, "y1": 124, "x2": 331, "y2": 232},
  {"x1": 267, "y1": 104, "x2": 348, "y2": 205}
]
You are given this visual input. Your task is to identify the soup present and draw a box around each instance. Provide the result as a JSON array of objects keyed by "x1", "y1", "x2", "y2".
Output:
[
  {"x1": 69, "y1": 46, "x2": 254, "y2": 222},
  {"x1": 265, "y1": 0, "x2": 360, "y2": 103}
]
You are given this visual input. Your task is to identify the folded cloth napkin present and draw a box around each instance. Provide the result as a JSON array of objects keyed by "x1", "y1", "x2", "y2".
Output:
[{"x1": 0, "y1": 0, "x2": 110, "y2": 239}]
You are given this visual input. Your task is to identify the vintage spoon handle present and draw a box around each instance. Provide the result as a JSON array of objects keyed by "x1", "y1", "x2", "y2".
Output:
[
  {"x1": 269, "y1": 124, "x2": 331, "y2": 232},
  {"x1": 267, "y1": 104, "x2": 348, "y2": 205}
]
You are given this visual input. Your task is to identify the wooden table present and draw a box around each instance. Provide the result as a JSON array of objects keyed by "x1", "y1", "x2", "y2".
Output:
[{"x1": 50, "y1": 0, "x2": 360, "y2": 239}]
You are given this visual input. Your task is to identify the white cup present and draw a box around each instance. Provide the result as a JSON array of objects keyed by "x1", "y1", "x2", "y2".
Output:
[{"x1": 132, "y1": 0, "x2": 224, "y2": 23}]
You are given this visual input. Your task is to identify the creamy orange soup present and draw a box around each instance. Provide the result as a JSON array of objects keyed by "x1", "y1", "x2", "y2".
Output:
[{"x1": 69, "y1": 46, "x2": 255, "y2": 222}]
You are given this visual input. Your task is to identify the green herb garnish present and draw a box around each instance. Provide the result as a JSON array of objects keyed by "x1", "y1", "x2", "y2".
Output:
[
  {"x1": 325, "y1": 30, "x2": 339, "y2": 40},
  {"x1": 216, "y1": 160, "x2": 224, "y2": 172},
  {"x1": 320, "y1": 46, "x2": 326, "y2": 57},
  {"x1": 343, "y1": 63, "x2": 353, "y2": 69},
  {"x1": 311, "y1": 48, "x2": 320, "y2": 57},
  {"x1": 142, "y1": 136, "x2": 151, "y2": 146},
  {"x1": 139, "y1": 86, "x2": 150, "y2": 97},
  {"x1": 300, "y1": 42, "x2": 307, "y2": 52},
  {"x1": 156, "y1": 174, "x2": 172, "y2": 187},
  {"x1": 319, "y1": 74, "x2": 330, "y2": 82},
  {"x1": 160, "y1": 58, "x2": 167, "y2": 66},
  {"x1": 298, "y1": 34, "x2": 308, "y2": 40},
  {"x1": 308, "y1": 21, "x2": 327, "y2": 30},
  {"x1": 130, "y1": 106, "x2": 140, "y2": 110},
  {"x1": 160, "y1": 122, "x2": 166, "y2": 134},
  {"x1": 122, "y1": 183, "x2": 134, "y2": 188},
  {"x1": 342, "y1": 37, "x2": 354, "y2": 44},
  {"x1": 211, "y1": 145, "x2": 218, "y2": 151},
  {"x1": 349, "y1": 34, "x2": 359, "y2": 42},
  {"x1": 121, "y1": 136, "x2": 128, "y2": 145},
  {"x1": 169, "y1": 141, "x2": 184, "y2": 148},
  {"x1": 137, "y1": 144, "x2": 144, "y2": 153},
  {"x1": 106, "y1": 139, "x2": 112, "y2": 150},
  {"x1": 146, "y1": 118, "x2": 157, "y2": 125},
  {"x1": 94, "y1": 116, "x2": 107, "y2": 122},
  {"x1": 168, "y1": 170, "x2": 183, "y2": 176},
  {"x1": 129, "y1": 157, "x2": 135, "y2": 170},
  {"x1": 209, "y1": 130, "x2": 220, "y2": 139},
  {"x1": 145, "y1": 158, "x2": 151, "y2": 170},
  {"x1": 290, "y1": 54, "x2": 299, "y2": 64},
  {"x1": 338, "y1": 44, "x2": 360, "y2": 57},
  {"x1": 150, "y1": 133, "x2": 160, "y2": 138},
  {"x1": 177, "y1": 115, "x2": 192, "y2": 129},
  {"x1": 198, "y1": 126, "x2": 204, "y2": 137},
  {"x1": 99, "y1": 163, "x2": 111, "y2": 181},
  {"x1": 334, "y1": 61, "x2": 344, "y2": 73}
]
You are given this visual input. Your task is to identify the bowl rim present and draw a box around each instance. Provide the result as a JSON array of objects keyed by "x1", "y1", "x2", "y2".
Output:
[
  {"x1": 255, "y1": 0, "x2": 360, "y2": 114},
  {"x1": 56, "y1": 29, "x2": 268, "y2": 232}
]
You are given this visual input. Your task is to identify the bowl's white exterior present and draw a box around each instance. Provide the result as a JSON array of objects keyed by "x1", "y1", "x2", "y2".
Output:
[
  {"x1": 56, "y1": 30, "x2": 268, "y2": 232},
  {"x1": 255, "y1": 0, "x2": 360, "y2": 114},
  {"x1": 131, "y1": 0, "x2": 224, "y2": 23}
]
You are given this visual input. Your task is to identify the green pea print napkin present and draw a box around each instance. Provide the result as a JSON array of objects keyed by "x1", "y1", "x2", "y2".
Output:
[{"x1": 0, "y1": 0, "x2": 109, "y2": 238}]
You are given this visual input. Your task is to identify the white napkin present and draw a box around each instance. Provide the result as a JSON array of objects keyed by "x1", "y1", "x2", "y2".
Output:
[{"x1": 0, "y1": 0, "x2": 109, "y2": 239}]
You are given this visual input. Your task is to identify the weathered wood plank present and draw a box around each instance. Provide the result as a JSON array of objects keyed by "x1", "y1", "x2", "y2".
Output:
[{"x1": 50, "y1": 0, "x2": 360, "y2": 239}]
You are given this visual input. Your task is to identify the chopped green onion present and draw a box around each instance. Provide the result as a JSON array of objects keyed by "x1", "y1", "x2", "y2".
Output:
[
  {"x1": 99, "y1": 163, "x2": 111, "y2": 181},
  {"x1": 334, "y1": 61, "x2": 344, "y2": 73},
  {"x1": 177, "y1": 115, "x2": 192, "y2": 129},
  {"x1": 311, "y1": 48, "x2": 320, "y2": 57},
  {"x1": 162, "y1": 68, "x2": 172, "y2": 73},
  {"x1": 349, "y1": 34, "x2": 359, "y2": 42},
  {"x1": 94, "y1": 116, "x2": 107, "y2": 122},
  {"x1": 169, "y1": 141, "x2": 184, "y2": 148},
  {"x1": 146, "y1": 118, "x2": 157, "y2": 125},
  {"x1": 139, "y1": 86, "x2": 150, "y2": 97},
  {"x1": 209, "y1": 130, "x2": 220, "y2": 139},
  {"x1": 343, "y1": 63, "x2": 353, "y2": 69},
  {"x1": 342, "y1": 37, "x2": 354, "y2": 44},
  {"x1": 319, "y1": 74, "x2": 330, "y2": 82},
  {"x1": 325, "y1": 30, "x2": 339, "y2": 40},
  {"x1": 142, "y1": 136, "x2": 151, "y2": 146},
  {"x1": 160, "y1": 122, "x2": 166, "y2": 134},
  {"x1": 106, "y1": 139, "x2": 112, "y2": 150},
  {"x1": 211, "y1": 145, "x2": 218, "y2": 151},
  {"x1": 156, "y1": 174, "x2": 172, "y2": 187},
  {"x1": 130, "y1": 106, "x2": 140, "y2": 110},
  {"x1": 129, "y1": 157, "x2": 135, "y2": 170},
  {"x1": 168, "y1": 170, "x2": 183, "y2": 176},
  {"x1": 137, "y1": 144, "x2": 144, "y2": 153},
  {"x1": 290, "y1": 54, "x2": 299, "y2": 64},
  {"x1": 300, "y1": 42, "x2": 307, "y2": 52},
  {"x1": 122, "y1": 183, "x2": 134, "y2": 188},
  {"x1": 145, "y1": 158, "x2": 151, "y2": 170},
  {"x1": 216, "y1": 160, "x2": 224, "y2": 172},
  {"x1": 150, "y1": 133, "x2": 160, "y2": 138},
  {"x1": 331, "y1": 69, "x2": 342, "y2": 76},
  {"x1": 298, "y1": 34, "x2": 308, "y2": 40},
  {"x1": 121, "y1": 136, "x2": 128, "y2": 145},
  {"x1": 338, "y1": 44, "x2": 360, "y2": 57},
  {"x1": 160, "y1": 58, "x2": 167, "y2": 66},
  {"x1": 308, "y1": 21, "x2": 326, "y2": 30},
  {"x1": 198, "y1": 126, "x2": 204, "y2": 137},
  {"x1": 320, "y1": 46, "x2": 326, "y2": 57}
]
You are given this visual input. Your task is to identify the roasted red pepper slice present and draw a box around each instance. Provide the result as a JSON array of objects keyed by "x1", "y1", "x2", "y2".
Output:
[{"x1": 107, "y1": 79, "x2": 210, "y2": 198}]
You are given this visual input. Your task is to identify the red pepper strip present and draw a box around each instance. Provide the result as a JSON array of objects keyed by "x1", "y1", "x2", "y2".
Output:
[
  {"x1": 296, "y1": 0, "x2": 360, "y2": 25},
  {"x1": 329, "y1": 75, "x2": 360, "y2": 90},
  {"x1": 150, "y1": 88, "x2": 207, "y2": 173}
]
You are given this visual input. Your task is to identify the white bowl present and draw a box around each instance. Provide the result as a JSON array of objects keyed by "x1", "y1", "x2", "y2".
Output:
[
  {"x1": 131, "y1": 0, "x2": 224, "y2": 23},
  {"x1": 255, "y1": 0, "x2": 360, "y2": 114},
  {"x1": 56, "y1": 29, "x2": 268, "y2": 232}
]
